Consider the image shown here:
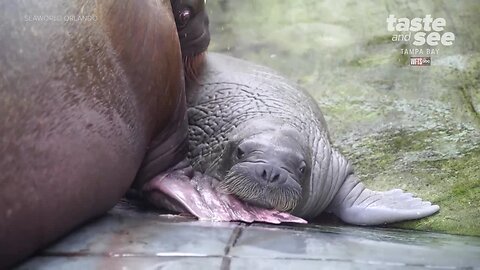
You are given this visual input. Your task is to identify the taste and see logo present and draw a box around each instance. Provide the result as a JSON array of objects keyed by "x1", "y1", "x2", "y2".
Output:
[{"x1": 386, "y1": 14, "x2": 455, "y2": 56}]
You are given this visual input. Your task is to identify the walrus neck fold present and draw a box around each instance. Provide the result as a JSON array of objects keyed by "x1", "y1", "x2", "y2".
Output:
[{"x1": 133, "y1": 93, "x2": 189, "y2": 189}]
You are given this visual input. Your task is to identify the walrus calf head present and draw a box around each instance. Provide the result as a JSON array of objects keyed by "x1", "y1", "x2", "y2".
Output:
[{"x1": 214, "y1": 119, "x2": 310, "y2": 212}]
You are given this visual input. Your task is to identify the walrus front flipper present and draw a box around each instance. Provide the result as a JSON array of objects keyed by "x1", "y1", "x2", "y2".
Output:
[{"x1": 328, "y1": 174, "x2": 440, "y2": 225}]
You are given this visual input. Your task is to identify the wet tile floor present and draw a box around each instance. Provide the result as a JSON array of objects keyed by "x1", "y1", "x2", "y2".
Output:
[{"x1": 16, "y1": 203, "x2": 480, "y2": 270}]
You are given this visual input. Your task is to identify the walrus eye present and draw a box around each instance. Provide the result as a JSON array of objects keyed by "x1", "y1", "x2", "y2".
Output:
[
  {"x1": 178, "y1": 8, "x2": 192, "y2": 27},
  {"x1": 299, "y1": 163, "x2": 307, "y2": 175},
  {"x1": 236, "y1": 147, "x2": 245, "y2": 160}
]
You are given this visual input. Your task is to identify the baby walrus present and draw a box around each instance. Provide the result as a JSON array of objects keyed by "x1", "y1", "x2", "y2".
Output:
[{"x1": 144, "y1": 52, "x2": 439, "y2": 225}]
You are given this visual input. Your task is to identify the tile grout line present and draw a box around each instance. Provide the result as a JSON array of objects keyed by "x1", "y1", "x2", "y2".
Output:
[{"x1": 220, "y1": 223, "x2": 246, "y2": 270}]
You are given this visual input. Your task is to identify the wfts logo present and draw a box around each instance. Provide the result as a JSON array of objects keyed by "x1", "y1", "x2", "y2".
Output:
[{"x1": 410, "y1": 57, "x2": 431, "y2": 66}]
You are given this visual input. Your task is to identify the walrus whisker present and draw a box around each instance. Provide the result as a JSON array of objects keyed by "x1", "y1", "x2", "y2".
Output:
[
  {"x1": 218, "y1": 169, "x2": 301, "y2": 212},
  {"x1": 203, "y1": 152, "x2": 224, "y2": 177},
  {"x1": 265, "y1": 185, "x2": 301, "y2": 212},
  {"x1": 184, "y1": 52, "x2": 206, "y2": 83}
]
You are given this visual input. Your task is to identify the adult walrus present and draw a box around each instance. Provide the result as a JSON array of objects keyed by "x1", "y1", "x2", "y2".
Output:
[
  {"x1": 145, "y1": 53, "x2": 440, "y2": 225},
  {"x1": 0, "y1": 0, "x2": 208, "y2": 268}
]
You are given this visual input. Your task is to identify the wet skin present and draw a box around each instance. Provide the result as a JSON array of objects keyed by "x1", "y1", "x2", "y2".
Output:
[{"x1": 0, "y1": 0, "x2": 188, "y2": 267}]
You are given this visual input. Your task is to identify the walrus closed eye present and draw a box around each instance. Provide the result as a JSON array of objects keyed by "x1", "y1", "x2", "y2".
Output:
[{"x1": 170, "y1": 0, "x2": 210, "y2": 80}]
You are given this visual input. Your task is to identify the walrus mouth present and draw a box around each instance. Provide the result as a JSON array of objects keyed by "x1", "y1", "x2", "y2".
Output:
[
  {"x1": 183, "y1": 52, "x2": 206, "y2": 82},
  {"x1": 143, "y1": 167, "x2": 307, "y2": 224},
  {"x1": 216, "y1": 167, "x2": 302, "y2": 212}
]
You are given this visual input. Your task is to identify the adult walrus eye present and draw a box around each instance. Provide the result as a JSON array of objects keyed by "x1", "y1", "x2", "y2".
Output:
[{"x1": 178, "y1": 8, "x2": 192, "y2": 28}]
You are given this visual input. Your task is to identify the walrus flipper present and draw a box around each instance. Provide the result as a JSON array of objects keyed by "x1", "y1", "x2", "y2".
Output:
[{"x1": 328, "y1": 174, "x2": 440, "y2": 225}]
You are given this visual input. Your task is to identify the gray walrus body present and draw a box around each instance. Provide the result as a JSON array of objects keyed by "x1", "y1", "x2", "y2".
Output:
[
  {"x1": 148, "y1": 52, "x2": 439, "y2": 224},
  {"x1": 186, "y1": 53, "x2": 336, "y2": 218}
]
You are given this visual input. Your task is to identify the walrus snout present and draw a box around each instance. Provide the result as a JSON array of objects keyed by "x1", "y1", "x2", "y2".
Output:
[
  {"x1": 216, "y1": 163, "x2": 302, "y2": 212},
  {"x1": 255, "y1": 163, "x2": 288, "y2": 185}
]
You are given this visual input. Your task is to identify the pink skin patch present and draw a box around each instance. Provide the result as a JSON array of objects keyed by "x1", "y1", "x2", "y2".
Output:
[{"x1": 143, "y1": 167, "x2": 307, "y2": 224}]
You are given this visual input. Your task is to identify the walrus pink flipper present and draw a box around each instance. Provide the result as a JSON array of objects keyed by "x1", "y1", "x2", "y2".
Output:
[
  {"x1": 143, "y1": 167, "x2": 307, "y2": 224},
  {"x1": 328, "y1": 174, "x2": 440, "y2": 225}
]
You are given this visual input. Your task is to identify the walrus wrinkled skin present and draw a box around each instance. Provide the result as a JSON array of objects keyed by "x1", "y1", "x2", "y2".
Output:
[
  {"x1": 172, "y1": 53, "x2": 439, "y2": 224},
  {"x1": 0, "y1": 0, "x2": 191, "y2": 267}
]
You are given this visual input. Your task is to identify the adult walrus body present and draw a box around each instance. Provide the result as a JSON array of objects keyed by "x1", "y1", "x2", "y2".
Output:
[
  {"x1": 148, "y1": 53, "x2": 440, "y2": 225},
  {"x1": 0, "y1": 0, "x2": 210, "y2": 267}
]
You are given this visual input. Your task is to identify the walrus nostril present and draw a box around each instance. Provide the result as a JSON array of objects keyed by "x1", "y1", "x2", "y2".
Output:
[
  {"x1": 256, "y1": 165, "x2": 288, "y2": 184},
  {"x1": 271, "y1": 173, "x2": 280, "y2": 182},
  {"x1": 261, "y1": 169, "x2": 268, "y2": 180}
]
